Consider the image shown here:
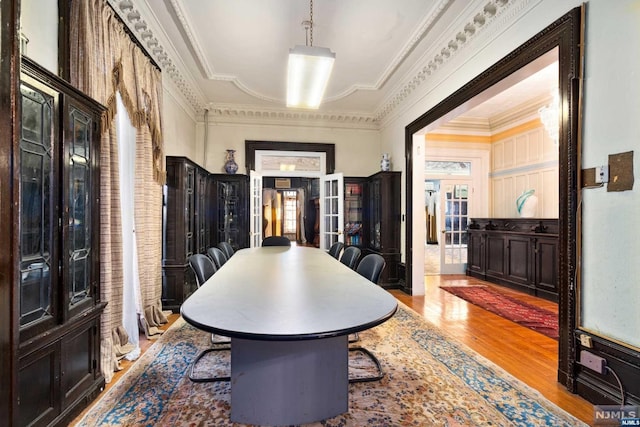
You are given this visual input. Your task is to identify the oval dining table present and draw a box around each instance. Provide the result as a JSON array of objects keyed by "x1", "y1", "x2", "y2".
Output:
[{"x1": 181, "y1": 245, "x2": 398, "y2": 425}]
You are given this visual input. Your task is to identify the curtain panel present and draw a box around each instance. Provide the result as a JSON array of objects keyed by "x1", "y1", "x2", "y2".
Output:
[{"x1": 70, "y1": 0, "x2": 166, "y2": 382}]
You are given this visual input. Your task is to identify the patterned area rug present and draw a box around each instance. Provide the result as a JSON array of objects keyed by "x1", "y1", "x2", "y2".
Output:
[
  {"x1": 75, "y1": 303, "x2": 581, "y2": 426},
  {"x1": 440, "y1": 285, "x2": 559, "y2": 339}
]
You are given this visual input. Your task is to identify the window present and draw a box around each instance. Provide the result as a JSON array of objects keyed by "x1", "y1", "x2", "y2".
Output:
[
  {"x1": 425, "y1": 161, "x2": 471, "y2": 175},
  {"x1": 283, "y1": 191, "x2": 298, "y2": 234}
]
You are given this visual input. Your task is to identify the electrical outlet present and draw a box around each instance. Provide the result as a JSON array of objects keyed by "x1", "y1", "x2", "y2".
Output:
[
  {"x1": 579, "y1": 350, "x2": 607, "y2": 374},
  {"x1": 579, "y1": 334, "x2": 592, "y2": 348},
  {"x1": 595, "y1": 165, "x2": 609, "y2": 183}
]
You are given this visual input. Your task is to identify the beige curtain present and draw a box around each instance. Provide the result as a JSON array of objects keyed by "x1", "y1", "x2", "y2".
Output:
[{"x1": 70, "y1": 0, "x2": 166, "y2": 382}]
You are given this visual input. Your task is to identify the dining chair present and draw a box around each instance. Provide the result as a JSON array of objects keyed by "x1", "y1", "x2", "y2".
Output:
[
  {"x1": 328, "y1": 241, "x2": 344, "y2": 259},
  {"x1": 356, "y1": 254, "x2": 386, "y2": 285},
  {"x1": 188, "y1": 254, "x2": 217, "y2": 287},
  {"x1": 187, "y1": 254, "x2": 230, "y2": 382},
  {"x1": 348, "y1": 253, "x2": 386, "y2": 383},
  {"x1": 207, "y1": 246, "x2": 228, "y2": 270},
  {"x1": 262, "y1": 236, "x2": 292, "y2": 246},
  {"x1": 339, "y1": 246, "x2": 361, "y2": 270},
  {"x1": 217, "y1": 241, "x2": 235, "y2": 259}
]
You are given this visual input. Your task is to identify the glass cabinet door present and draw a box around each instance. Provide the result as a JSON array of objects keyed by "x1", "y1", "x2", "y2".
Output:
[
  {"x1": 344, "y1": 182, "x2": 363, "y2": 246},
  {"x1": 66, "y1": 105, "x2": 95, "y2": 314},
  {"x1": 217, "y1": 180, "x2": 242, "y2": 249},
  {"x1": 19, "y1": 80, "x2": 57, "y2": 331},
  {"x1": 185, "y1": 164, "x2": 195, "y2": 257},
  {"x1": 369, "y1": 178, "x2": 381, "y2": 250}
]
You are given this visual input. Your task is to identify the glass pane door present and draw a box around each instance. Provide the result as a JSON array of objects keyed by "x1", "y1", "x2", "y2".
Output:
[
  {"x1": 440, "y1": 181, "x2": 471, "y2": 274},
  {"x1": 319, "y1": 173, "x2": 344, "y2": 250},
  {"x1": 249, "y1": 170, "x2": 263, "y2": 247}
]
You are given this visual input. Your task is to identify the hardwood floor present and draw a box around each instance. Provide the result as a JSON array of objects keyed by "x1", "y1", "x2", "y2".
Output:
[
  {"x1": 391, "y1": 274, "x2": 595, "y2": 425},
  {"x1": 73, "y1": 275, "x2": 595, "y2": 425}
]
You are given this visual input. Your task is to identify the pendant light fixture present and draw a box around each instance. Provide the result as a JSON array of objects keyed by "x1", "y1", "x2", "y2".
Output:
[{"x1": 287, "y1": 0, "x2": 335, "y2": 109}]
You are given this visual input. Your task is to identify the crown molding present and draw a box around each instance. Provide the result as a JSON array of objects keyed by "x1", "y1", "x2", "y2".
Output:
[
  {"x1": 108, "y1": 0, "x2": 207, "y2": 115},
  {"x1": 322, "y1": 0, "x2": 456, "y2": 103},
  {"x1": 109, "y1": 0, "x2": 528, "y2": 129},
  {"x1": 168, "y1": 0, "x2": 214, "y2": 79},
  {"x1": 167, "y1": 0, "x2": 459, "y2": 107},
  {"x1": 375, "y1": 0, "x2": 519, "y2": 124},
  {"x1": 206, "y1": 104, "x2": 380, "y2": 130},
  {"x1": 433, "y1": 93, "x2": 550, "y2": 134}
]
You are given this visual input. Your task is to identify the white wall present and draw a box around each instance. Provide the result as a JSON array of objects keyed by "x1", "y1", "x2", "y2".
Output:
[
  {"x1": 200, "y1": 122, "x2": 382, "y2": 177},
  {"x1": 380, "y1": 0, "x2": 640, "y2": 348},
  {"x1": 580, "y1": 0, "x2": 640, "y2": 348},
  {"x1": 20, "y1": 0, "x2": 58, "y2": 74},
  {"x1": 491, "y1": 123, "x2": 559, "y2": 218},
  {"x1": 162, "y1": 83, "x2": 198, "y2": 165}
]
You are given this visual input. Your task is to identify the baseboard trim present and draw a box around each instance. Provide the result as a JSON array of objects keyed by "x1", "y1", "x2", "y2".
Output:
[{"x1": 574, "y1": 331, "x2": 640, "y2": 406}]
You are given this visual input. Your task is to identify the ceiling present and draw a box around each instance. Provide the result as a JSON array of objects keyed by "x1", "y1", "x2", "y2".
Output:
[{"x1": 110, "y1": 0, "x2": 557, "y2": 128}]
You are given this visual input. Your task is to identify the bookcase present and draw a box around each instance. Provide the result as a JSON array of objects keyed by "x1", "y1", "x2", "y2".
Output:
[
  {"x1": 344, "y1": 172, "x2": 401, "y2": 288},
  {"x1": 162, "y1": 156, "x2": 212, "y2": 312},
  {"x1": 344, "y1": 177, "x2": 367, "y2": 246},
  {"x1": 364, "y1": 171, "x2": 402, "y2": 287}
]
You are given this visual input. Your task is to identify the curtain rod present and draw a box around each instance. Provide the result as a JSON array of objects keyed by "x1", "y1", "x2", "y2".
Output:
[{"x1": 107, "y1": 2, "x2": 161, "y2": 72}]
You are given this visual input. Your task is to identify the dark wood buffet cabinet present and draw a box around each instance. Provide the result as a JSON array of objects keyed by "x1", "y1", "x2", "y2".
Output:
[{"x1": 466, "y1": 218, "x2": 559, "y2": 301}]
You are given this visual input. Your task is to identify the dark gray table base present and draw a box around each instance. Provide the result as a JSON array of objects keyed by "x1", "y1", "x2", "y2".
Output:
[{"x1": 231, "y1": 335, "x2": 349, "y2": 425}]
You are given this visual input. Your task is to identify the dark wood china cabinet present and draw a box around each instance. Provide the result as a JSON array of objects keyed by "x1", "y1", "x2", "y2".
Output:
[
  {"x1": 363, "y1": 171, "x2": 402, "y2": 288},
  {"x1": 209, "y1": 173, "x2": 250, "y2": 251},
  {"x1": 162, "y1": 159, "x2": 251, "y2": 311},
  {"x1": 162, "y1": 156, "x2": 206, "y2": 312},
  {"x1": 17, "y1": 58, "x2": 106, "y2": 427}
]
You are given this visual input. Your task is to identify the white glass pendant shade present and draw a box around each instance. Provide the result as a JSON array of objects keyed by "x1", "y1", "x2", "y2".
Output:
[{"x1": 287, "y1": 45, "x2": 335, "y2": 109}]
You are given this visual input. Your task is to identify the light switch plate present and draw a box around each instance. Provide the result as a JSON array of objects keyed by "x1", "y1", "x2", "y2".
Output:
[{"x1": 595, "y1": 165, "x2": 609, "y2": 184}]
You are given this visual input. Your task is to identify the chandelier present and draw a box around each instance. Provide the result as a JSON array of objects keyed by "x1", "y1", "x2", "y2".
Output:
[
  {"x1": 286, "y1": 0, "x2": 335, "y2": 109},
  {"x1": 538, "y1": 90, "x2": 559, "y2": 144}
]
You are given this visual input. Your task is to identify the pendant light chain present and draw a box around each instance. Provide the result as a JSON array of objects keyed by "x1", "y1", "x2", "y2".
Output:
[{"x1": 309, "y1": 0, "x2": 314, "y2": 47}]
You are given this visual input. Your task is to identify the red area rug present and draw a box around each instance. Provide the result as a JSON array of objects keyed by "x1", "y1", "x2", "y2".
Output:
[{"x1": 440, "y1": 285, "x2": 558, "y2": 339}]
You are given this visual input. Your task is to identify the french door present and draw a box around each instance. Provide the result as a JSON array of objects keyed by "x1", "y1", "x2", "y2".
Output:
[
  {"x1": 319, "y1": 173, "x2": 344, "y2": 250},
  {"x1": 249, "y1": 170, "x2": 263, "y2": 247},
  {"x1": 440, "y1": 180, "x2": 471, "y2": 274}
]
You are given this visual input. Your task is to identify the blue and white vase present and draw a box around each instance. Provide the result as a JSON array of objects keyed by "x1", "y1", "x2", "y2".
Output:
[
  {"x1": 224, "y1": 149, "x2": 238, "y2": 174},
  {"x1": 380, "y1": 153, "x2": 390, "y2": 171}
]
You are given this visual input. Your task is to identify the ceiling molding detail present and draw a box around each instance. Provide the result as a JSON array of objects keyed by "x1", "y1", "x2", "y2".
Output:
[
  {"x1": 372, "y1": 0, "x2": 454, "y2": 90},
  {"x1": 109, "y1": 0, "x2": 530, "y2": 128},
  {"x1": 167, "y1": 0, "x2": 281, "y2": 104},
  {"x1": 207, "y1": 104, "x2": 379, "y2": 130},
  {"x1": 436, "y1": 93, "x2": 550, "y2": 134},
  {"x1": 375, "y1": 0, "x2": 516, "y2": 123},
  {"x1": 168, "y1": 0, "x2": 458, "y2": 106},
  {"x1": 322, "y1": 0, "x2": 455, "y2": 103},
  {"x1": 168, "y1": 0, "x2": 215, "y2": 79},
  {"x1": 108, "y1": 0, "x2": 207, "y2": 114}
]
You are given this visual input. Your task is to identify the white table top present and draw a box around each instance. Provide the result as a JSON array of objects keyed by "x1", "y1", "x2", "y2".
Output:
[{"x1": 181, "y1": 246, "x2": 398, "y2": 340}]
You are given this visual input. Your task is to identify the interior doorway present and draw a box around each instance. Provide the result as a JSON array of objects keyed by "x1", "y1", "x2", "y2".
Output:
[
  {"x1": 404, "y1": 8, "x2": 582, "y2": 390},
  {"x1": 261, "y1": 177, "x2": 319, "y2": 246}
]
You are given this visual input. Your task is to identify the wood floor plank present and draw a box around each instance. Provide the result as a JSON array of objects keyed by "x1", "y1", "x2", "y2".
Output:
[{"x1": 391, "y1": 274, "x2": 594, "y2": 425}]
